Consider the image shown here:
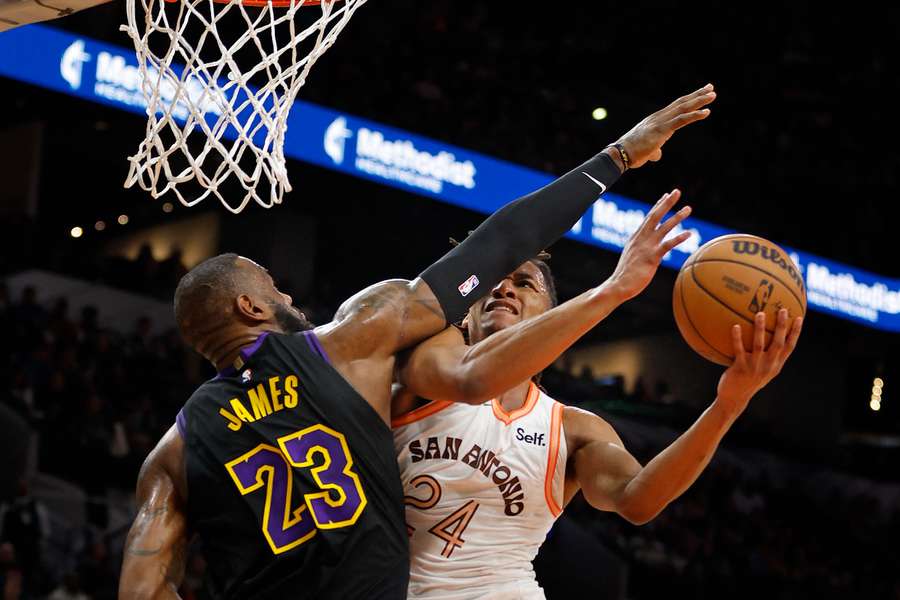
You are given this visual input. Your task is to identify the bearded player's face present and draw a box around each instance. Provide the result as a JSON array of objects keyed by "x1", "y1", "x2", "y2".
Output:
[
  {"x1": 242, "y1": 258, "x2": 313, "y2": 333},
  {"x1": 264, "y1": 277, "x2": 312, "y2": 333}
]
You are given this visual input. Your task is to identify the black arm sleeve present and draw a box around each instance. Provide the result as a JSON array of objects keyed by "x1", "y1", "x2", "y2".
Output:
[{"x1": 420, "y1": 151, "x2": 622, "y2": 324}]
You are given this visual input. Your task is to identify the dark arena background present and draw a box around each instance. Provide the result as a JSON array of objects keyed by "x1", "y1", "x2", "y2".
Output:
[{"x1": 1, "y1": 2, "x2": 899, "y2": 599}]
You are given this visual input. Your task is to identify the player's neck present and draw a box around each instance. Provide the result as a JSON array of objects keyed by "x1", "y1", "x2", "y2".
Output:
[
  {"x1": 496, "y1": 380, "x2": 532, "y2": 412},
  {"x1": 210, "y1": 329, "x2": 273, "y2": 372}
]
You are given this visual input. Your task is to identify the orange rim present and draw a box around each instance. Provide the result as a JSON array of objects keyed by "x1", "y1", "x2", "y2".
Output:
[
  {"x1": 163, "y1": 0, "x2": 327, "y2": 6},
  {"x1": 237, "y1": 0, "x2": 322, "y2": 6}
]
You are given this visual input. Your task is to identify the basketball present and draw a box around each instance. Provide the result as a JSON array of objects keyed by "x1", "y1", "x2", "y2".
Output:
[{"x1": 672, "y1": 234, "x2": 807, "y2": 366}]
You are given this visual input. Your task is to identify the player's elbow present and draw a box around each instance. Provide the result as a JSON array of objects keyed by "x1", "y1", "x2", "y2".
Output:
[
  {"x1": 618, "y1": 506, "x2": 657, "y2": 526},
  {"x1": 615, "y1": 497, "x2": 665, "y2": 526},
  {"x1": 409, "y1": 364, "x2": 487, "y2": 405},
  {"x1": 454, "y1": 371, "x2": 491, "y2": 405},
  {"x1": 453, "y1": 352, "x2": 506, "y2": 404},
  {"x1": 589, "y1": 483, "x2": 662, "y2": 526}
]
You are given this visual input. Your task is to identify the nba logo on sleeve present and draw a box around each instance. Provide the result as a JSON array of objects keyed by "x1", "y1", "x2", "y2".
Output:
[{"x1": 458, "y1": 275, "x2": 480, "y2": 297}]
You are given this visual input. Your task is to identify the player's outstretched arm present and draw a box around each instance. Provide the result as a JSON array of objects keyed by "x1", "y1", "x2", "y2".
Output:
[
  {"x1": 567, "y1": 310, "x2": 802, "y2": 525},
  {"x1": 326, "y1": 86, "x2": 717, "y2": 363},
  {"x1": 119, "y1": 427, "x2": 188, "y2": 600},
  {"x1": 396, "y1": 190, "x2": 693, "y2": 404}
]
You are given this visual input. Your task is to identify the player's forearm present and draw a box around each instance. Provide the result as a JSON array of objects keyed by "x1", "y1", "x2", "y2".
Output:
[
  {"x1": 420, "y1": 150, "x2": 623, "y2": 324},
  {"x1": 455, "y1": 281, "x2": 629, "y2": 402},
  {"x1": 118, "y1": 580, "x2": 181, "y2": 600},
  {"x1": 617, "y1": 400, "x2": 740, "y2": 524},
  {"x1": 119, "y1": 557, "x2": 183, "y2": 600},
  {"x1": 119, "y1": 499, "x2": 187, "y2": 599},
  {"x1": 119, "y1": 532, "x2": 185, "y2": 600}
]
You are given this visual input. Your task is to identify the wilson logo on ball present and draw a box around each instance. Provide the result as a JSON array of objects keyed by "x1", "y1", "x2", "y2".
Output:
[{"x1": 731, "y1": 241, "x2": 805, "y2": 293}]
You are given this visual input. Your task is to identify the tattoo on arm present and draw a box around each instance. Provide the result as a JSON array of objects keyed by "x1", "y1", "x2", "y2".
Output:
[
  {"x1": 414, "y1": 296, "x2": 445, "y2": 322},
  {"x1": 331, "y1": 279, "x2": 448, "y2": 357},
  {"x1": 166, "y1": 537, "x2": 188, "y2": 585},
  {"x1": 124, "y1": 505, "x2": 169, "y2": 555},
  {"x1": 128, "y1": 546, "x2": 163, "y2": 557},
  {"x1": 121, "y1": 467, "x2": 187, "y2": 595}
]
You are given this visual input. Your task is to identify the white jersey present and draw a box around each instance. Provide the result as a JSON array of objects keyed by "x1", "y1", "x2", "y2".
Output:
[{"x1": 393, "y1": 382, "x2": 567, "y2": 600}]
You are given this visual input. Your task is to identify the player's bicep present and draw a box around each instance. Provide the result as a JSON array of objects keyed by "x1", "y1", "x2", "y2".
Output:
[
  {"x1": 566, "y1": 408, "x2": 641, "y2": 512},
  {"x1": 119, "y1": 430, "x2": 188, "y2": 599},
  {"x1": 397, "y1": 326, "x2": 476, "y2": 403},
  {"x1": 330, "y1": 278, "x2": 448, "y2": 358}
]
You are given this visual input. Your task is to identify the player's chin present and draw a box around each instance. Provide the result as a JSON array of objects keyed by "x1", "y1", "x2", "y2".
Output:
[
  {"x1": 481, "y1": 310, "x2": 520, "y2": 331},
  {"x1": 295, "y1": 310, "x2": 314, "y2": 331}
]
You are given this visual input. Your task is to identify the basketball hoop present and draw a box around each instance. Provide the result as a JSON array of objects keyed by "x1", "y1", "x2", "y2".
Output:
[{"x1": 122, "y1": 0, "x2": 366, "y2": 213}]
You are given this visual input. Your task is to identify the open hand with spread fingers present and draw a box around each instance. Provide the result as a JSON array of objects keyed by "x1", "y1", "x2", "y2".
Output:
[
  {"x1": 608, "y1": 188, "x2": 693, "y2": 301},
  {"x1": 614, "y1": 84, "x2": 717, "y2": 170},
  {"x1": 716, "y1": 308, "x2": 804, "y2": 415}
]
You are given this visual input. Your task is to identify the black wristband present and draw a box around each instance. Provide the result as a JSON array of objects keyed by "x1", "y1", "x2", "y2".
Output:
[{"x1": 420, "y1": 151, "x2": 622, "y2": 324}]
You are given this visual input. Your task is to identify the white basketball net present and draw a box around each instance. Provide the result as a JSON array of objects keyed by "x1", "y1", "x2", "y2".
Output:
[{"x1": 122, "y1": 0, "x2": 366, "y2": 213}]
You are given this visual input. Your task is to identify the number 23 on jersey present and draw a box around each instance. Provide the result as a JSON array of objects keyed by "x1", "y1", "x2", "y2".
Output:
[{"x1": 225, "y1": 424, "x2": 368, "y2": 554}]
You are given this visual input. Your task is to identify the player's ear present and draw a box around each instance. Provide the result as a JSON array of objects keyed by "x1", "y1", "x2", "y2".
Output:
[{"x1": 235, "y1": 294, "x2": 269, "y2": 323}]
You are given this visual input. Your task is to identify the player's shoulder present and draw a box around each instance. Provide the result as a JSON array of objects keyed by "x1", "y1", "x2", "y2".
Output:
[
  {"x1": 560, "y1": 404, "x2": 621, "y2": 447},
  {"x1": 181, "y1": 372, "x2": 238, "y2": 416},
  {"x1": 561, "y1": 403, "x2": 611, "y2": 426}
]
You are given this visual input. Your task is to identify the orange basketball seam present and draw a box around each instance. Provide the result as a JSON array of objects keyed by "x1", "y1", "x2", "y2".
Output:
[
  {"x1": 689, "y1": 265, "x2": 777, "y2": 335},
  {"x1": 690, "y1": 258, "x2": 806, "y2": 313},
  {"x1": 677, "y1": 270, "x2": 733, "y2": 363}
]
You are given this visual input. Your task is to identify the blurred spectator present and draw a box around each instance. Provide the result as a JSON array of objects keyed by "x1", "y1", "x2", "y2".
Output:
[
  {"x1": 0, "y1": 479, "x2": 49, "y2": 592},
  {"x1": 47, "y1": 573, "x2": 89, "y2": 600},
  {"x1": 629, "y1": 376, "x2": 652, "y2": 403},
  {"x1": 157, "y1": 247, "x2": 187, "y2": 291},
  {"x1": 0, "y1": 543, "x2": 22, "y2": 600}
]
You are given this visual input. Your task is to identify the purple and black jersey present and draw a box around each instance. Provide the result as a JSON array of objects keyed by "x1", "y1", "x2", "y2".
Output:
[{"x1": 177, "y1": 331, "x2": 408, "y2": 599}]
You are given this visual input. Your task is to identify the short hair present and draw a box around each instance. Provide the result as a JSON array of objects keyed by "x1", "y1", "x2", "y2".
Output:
[
  {"x1": 449, "y1": 236, "x2": 557, "y2": 307},
  {"x1": 528, "y1": 256, "x2": 558, "y2": 308},
  {"x1": 173, "y1": 253, "x2": 242, "y2": 337}
]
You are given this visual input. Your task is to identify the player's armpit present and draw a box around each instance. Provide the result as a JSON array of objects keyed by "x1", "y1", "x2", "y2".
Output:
[
  {"x1": 563, "y1": 407, "x2": 646, "y2": 523},
  {"x1": 119, "y1": 427, "x2": 188, "y2": 600}
]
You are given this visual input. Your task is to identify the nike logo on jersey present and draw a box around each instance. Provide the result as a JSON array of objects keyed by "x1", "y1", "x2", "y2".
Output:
[
  {"x1": 515, "y1": 427, "x2": 546, "y2": 447},
  {"x1": 582, "y1": 171, "x2": 607, "y2": 194}
]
